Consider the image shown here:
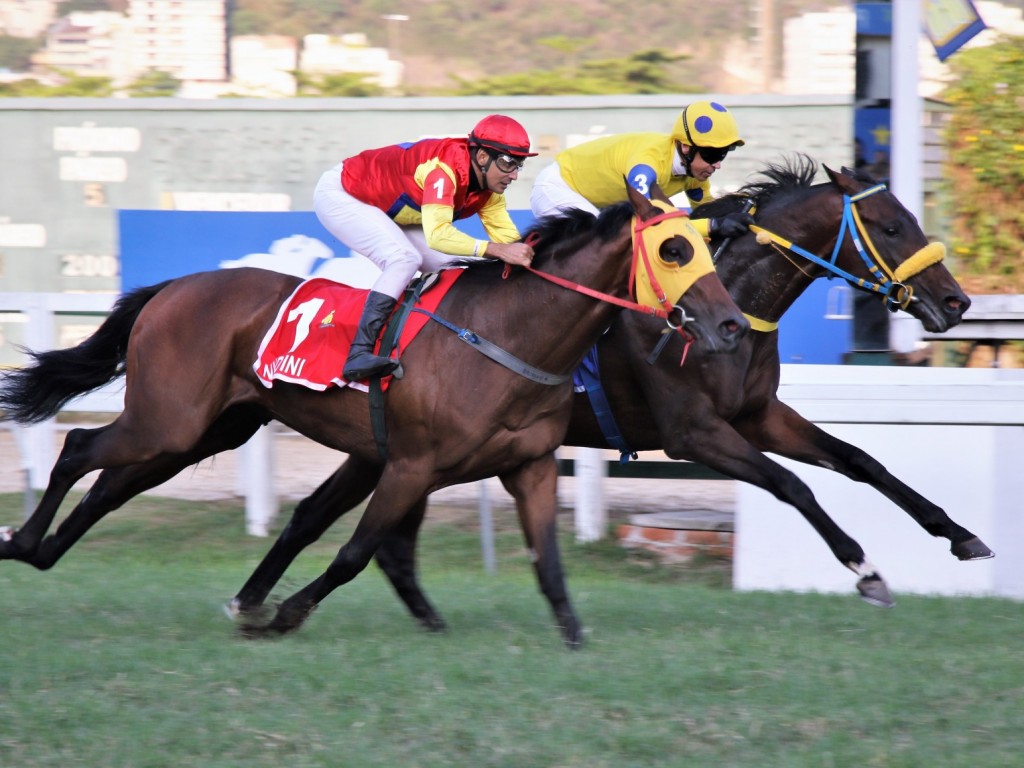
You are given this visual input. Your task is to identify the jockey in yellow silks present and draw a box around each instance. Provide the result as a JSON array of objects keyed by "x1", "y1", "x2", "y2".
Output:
[{"x1": 529, "y1": 100, "x2": 753, "y2": 240}]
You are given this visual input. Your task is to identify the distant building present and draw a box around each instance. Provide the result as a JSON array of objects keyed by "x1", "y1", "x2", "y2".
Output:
[
  {"x1": 230, "y1": 35, "x2": 298, "y2": 97},
  {"x1": 0, "y1": 0, "x2": 58, "y2": 38},
  {"x1": 300, "y1": 33, "x2": 402, "y2": 90},
  {"x1": 127, "y1": 0, "x2": 227, "y2": 83},
  {"x1": 782, "y1": 8, "x2": 856, "y2": 95},
  {"x1": 31, "y1": 12, "x2": 133, "y2": 84}
]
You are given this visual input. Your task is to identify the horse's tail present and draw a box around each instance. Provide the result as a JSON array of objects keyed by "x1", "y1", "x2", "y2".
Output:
[{"x1": 0, "y1": 281, "x2": 173, "y2": 424}]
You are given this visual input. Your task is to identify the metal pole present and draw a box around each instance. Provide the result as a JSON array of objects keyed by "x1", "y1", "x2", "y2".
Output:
[
  {"x1": 890, "y1": 0, "x2": 925, "y2": 356},
  {"x1": 478, "y1": 480, "x2": 496, "y2": 573}
]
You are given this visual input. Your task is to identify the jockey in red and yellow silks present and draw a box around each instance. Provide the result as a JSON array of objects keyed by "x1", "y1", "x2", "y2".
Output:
[
  {"x1": 313, "y1": 114, "x2": 537, "y2": 381},
  {"x1": 341, "y1": 138, "x2": 522, "y2": 256}
]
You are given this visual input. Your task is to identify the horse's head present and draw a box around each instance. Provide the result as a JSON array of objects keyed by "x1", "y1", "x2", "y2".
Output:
[
  {"x1": 626, "y1": 182, "x2": 748, "y2": 355},
  {"x1": 704, "y1": 156, "x2": 970, "y2": 334},
  {"x1": 821, "y1": 165, "x2": 970, "y2": 332}
]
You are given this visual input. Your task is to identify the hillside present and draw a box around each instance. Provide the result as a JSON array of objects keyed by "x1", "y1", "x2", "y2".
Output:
[{"x1": 235, "y1": 0, "x2": 841, "y2": 93}]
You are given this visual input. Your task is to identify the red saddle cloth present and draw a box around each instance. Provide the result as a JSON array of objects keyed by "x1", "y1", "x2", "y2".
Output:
[{"x1": 254, "y1": 269, "x2": 463, "y2": 391}]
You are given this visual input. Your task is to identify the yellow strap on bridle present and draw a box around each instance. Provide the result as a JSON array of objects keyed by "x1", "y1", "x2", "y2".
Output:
[
  {"x1": 894, "y1": 241, "x2": 946, "y2": 283},
  {"x1": 743, "y1": 313, "x2": 779, "y2": 333}
]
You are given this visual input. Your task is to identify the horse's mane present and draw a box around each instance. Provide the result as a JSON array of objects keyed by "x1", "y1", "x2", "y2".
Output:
[
  {"x1": 692, "y1": 153, "x2": 821, "y2": 220},
  {"x1": 453, "y1": 202, "x2": 632, "y2": 273}
]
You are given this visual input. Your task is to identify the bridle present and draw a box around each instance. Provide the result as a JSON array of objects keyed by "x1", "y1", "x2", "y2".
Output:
[{"x1": 747, "y1": 183, "x2": 946, "y2": 314}]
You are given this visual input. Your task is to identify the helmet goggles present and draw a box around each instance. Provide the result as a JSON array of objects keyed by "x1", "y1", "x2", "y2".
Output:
[
  {"x1": 694, "y1": 145, "x2": 732, "y2": 165},
  {"x1": 491, "y1": 152, "x2": 526, "y2": 173}
]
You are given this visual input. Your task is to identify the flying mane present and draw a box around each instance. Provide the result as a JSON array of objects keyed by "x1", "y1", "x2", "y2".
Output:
[{"x1": 693, "y1": 153, "x2": 821, "y2": 221}]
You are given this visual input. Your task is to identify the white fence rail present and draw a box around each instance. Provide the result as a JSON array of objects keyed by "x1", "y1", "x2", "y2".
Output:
[{"x1": 5, "y1": 293, "x2": 1024, "y2": 601}]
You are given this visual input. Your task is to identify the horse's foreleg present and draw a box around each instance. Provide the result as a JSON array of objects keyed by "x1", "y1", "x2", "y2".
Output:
[
  {"x1": 679, "y1": 418, "x2": 893, "y2": 607},
  {"x1": 0, "y1": 425, "x2": 111, "y2": 564},
  {"x1": 501, "y1": 454, "x2": 582, "y2": 649},
  {"x1": 230, "y1": 456, "x2": 382, "y2": 617},
  {"x1": 740, "y1": 399, "x2": 993, "y2": 561},
  {"x1": 242, "y1": 469, "x2": 430, "y2": 638}
]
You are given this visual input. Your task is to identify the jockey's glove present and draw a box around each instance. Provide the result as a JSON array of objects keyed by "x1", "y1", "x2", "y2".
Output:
[{"x1": 708, "y1": 211, "x2": 755, "y2": 239}]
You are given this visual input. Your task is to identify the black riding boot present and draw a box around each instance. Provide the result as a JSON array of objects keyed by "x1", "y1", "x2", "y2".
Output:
[{"x1": 343, "y1": 290, "x2": 400, "y2": 381}]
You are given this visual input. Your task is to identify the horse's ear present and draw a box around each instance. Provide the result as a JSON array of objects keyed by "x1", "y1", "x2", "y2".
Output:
[
  {"x1": 824, "y1": 164, "x2": 861, "y2": 196},
  {"x1": 649, "y1": 181, "x2": 673, "y2": 207},
  {"x1": 625, "y1": 177, "x2": 653, "y2": 216}
]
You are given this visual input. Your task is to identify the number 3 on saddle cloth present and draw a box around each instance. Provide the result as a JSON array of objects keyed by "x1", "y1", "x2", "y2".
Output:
[{"x1": 254, "y1": 270, "x2": 460, "y2": 392}]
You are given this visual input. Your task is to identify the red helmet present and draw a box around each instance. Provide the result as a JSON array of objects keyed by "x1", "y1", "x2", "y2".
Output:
[{"x1": 468, "y1": 114, "x2": 538, "y2": 157}]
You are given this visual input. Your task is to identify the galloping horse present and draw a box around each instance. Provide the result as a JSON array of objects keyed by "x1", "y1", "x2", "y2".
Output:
[
  {"x1": 227, "y1": 158, "x2": 992, "y2": 632},
  {"x1": 0, "y1": 184, "x2": 747, "y2": 648}
]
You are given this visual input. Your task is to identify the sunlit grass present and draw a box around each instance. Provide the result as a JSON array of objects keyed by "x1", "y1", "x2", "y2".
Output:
[{"x1": 1, "y1": 494, "x2": 1022, "y2": 767}]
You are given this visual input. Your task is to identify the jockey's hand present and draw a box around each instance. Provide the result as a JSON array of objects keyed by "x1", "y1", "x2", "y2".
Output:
[
  {"x1": 709, "y1": 211, "x2": 755, "y2": 239},
  {"x1": 487, "y1": 241, "x2": 534, "y2": 267}
]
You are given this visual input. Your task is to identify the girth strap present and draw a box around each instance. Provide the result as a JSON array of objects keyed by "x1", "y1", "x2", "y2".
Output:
[{"x1": 369, "y1": 275, "x2": 435, "y2": 461}]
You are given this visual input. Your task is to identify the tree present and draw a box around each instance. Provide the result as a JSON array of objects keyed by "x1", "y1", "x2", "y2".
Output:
[
  {"x1": 0, "y1": 35, "x2": 40, "y2": 72},
  {"x1": 294, "y1": 71, "x2": 384, "y2": 97},
  {"x1": 941, "y1": 36, "x2": 1024, "y2": 293},
  {"x1": 0, "y1": 71, "x2": 113, "y2": 97},
  {"x1": 127, "y1": 70, "x2": 180, "y2": 97},
  {"x1": 446, "y1": 48, "x2": 692, "y2": 96}
]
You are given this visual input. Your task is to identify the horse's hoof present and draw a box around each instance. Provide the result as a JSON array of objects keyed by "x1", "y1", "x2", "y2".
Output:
[
  {"x1": 951, "y1": 536, "x2": 994, "y2": 561},
  {"x1": 857, "y1": 574, "x2": 895, "y2": 608},
  {"x1": 560, "y1": 618, "x2": 585, "y2": 650},
  {"x1": 418, "y1": 614, "x2": 448, "y2": 633},
  {"x1": 222, "y1": 598, "x2": 240, "y2": 620},
  {"x1": 0, "y1": 526, "x2": 14, "y2": 542}
]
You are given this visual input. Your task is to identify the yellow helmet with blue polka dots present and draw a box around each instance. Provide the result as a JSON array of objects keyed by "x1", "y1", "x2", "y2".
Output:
[{"x1": 672, "y1": 101, "x2": 745, "y2": 149}]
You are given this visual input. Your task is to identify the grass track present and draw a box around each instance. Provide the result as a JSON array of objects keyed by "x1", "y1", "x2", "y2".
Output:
[{"x1": 1, "y1": 494, "x2": 1022, "y2": 767}]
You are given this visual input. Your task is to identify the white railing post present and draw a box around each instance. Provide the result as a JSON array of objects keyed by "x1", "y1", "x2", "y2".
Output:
[
  {"x1": 574, "y1": 447, "x2": 607, "y2": 542},
  {"x1": 241, "y1": 424, "x2": 277, "y2": 537}
]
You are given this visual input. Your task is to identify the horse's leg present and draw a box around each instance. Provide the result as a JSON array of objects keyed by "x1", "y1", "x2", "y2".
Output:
[
  {"x1": 680, "y1": 417, "x2": 894, "y2": 607},
  {"x1": 0, "y1": 424, "x2": 113, "y2": 562},
  {"x1": 241, "y1": 467, "x2": 432, "y2": 637},
  {"x1": 500, "y1": 454, "x2": 583, "y2": 649},
  {"x1": 738, "y1": 399, "x2": 993, "y2": 561},
  {"x1": 13, "y1": 407, "x2": 267, "y2": 570},
  {"x1": 228, "y1": 450, "x2": 445, "y2": 629},
  {"x1": 374, "y1": 496, "x2": 447, "y2": 632},
  {"x1": 230, "y1": 456, "x2": 383, "y2": 616}
]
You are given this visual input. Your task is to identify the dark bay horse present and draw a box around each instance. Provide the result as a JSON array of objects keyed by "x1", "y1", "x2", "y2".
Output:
[
  {"x1": 227, "y1": 158, "x2": 991, "y2": 632},
  {"x1": 0, "y1": 184, "x2": 747, "y2": 647}
]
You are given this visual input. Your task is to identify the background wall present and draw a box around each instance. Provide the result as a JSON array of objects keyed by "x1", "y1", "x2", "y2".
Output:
[{"x1": 0, "y1": 94, "x2": 853, "y2": 362}]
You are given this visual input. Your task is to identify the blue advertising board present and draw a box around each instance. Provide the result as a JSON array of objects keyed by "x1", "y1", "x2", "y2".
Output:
[{"x1": 118, "y1": 208, "x2": 850, "y2": 363}]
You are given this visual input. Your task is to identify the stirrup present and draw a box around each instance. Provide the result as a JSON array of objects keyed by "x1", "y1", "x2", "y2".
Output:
[{"x1": 344, "y1": 354, "x2": 400, "y2": 381}]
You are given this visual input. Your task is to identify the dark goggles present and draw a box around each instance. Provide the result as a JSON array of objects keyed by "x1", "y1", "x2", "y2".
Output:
[
  {"x1": 695, "y1": 145, "x2": 732, "y2": 165},
  {"x1": 492, "y1": 152, "x2": 526, "y2": 173}
]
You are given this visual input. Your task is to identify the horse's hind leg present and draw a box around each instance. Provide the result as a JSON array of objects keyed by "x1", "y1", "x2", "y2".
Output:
[
  {"x1": 16, "y1": 407, "x2": 268, "y2": 570},
  {"x1": 501, "y1": 454, "x2": 582, "y2": 649},
  {"x1": 0, "y1": 424, "x2": 113, "y2": 563},
  {"x1": 230, "y1": 455, "x2": 383, "y2": 618}
]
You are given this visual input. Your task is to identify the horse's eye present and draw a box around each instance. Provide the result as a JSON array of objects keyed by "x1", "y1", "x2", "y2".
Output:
[{"x1": 662, "y1": 240, "x2": 693, "y2": 265}]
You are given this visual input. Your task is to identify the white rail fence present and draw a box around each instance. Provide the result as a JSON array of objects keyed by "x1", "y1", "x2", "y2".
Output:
[{"x1": 4, "y1": 293, "x2": 1024, "y2": 599}]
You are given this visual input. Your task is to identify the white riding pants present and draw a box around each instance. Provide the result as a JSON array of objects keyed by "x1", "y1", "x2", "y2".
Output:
[
  {"x1": 313, "y1": 162, "x2": 464, "y2": 300},
  {"x1": 529, "y1": 162, "x2": 600, "y2": 219}
]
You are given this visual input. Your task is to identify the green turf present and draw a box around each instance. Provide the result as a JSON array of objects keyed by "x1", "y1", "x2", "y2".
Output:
[{"x1": 1, "y1": 494, "x2": 1022, "y2": 767}]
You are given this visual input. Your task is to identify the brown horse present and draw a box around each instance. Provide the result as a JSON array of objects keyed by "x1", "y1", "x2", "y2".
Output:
[
  {"x1": 0, "y1": 184, "x2": 746, "y2": 648},
  {"x1": 226, "y1": 158, "x2": 992, "y2": 632}
]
